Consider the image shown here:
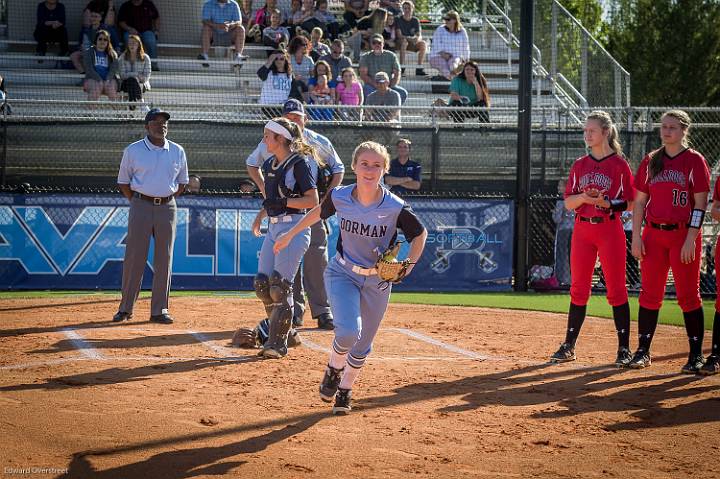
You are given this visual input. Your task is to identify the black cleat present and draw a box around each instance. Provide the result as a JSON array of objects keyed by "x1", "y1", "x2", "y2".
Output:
[
  {"x1": 550, "y1": 343, "x2": 576, "y2": 363},
  {"x1": 332, "y1": 387, "x2": 352, "y2": 415},
  {"x1": 149, "y1": 313, "x2": 174, "y2": 324},
  {"x1": 699, "y1": 354, "x2": 720, "y2": 375},
  {"x1": 680, "y1": 353, "x2": 706, "y2": 374},
  {"x1": 319, "y1": 365, "x2": 344, "y2": 402},
  {"x1": 292, "y1": 315, "x2": 304, "y2": 327},
  {"x1": 317, "y1": 313, "x2": 334, "y2": 330},
  {"x1": 112, "y1": 311, "x2": 132, "y2": 322},
  {"x1": 615, "y1": 347, "x2": 633, "y2": 368},
  {"x1": 628, "y1": 348, "x2": 651, "y2": 369},
  {"x1": 261, "y1": 342, "x2": 288, "y2": 359}
]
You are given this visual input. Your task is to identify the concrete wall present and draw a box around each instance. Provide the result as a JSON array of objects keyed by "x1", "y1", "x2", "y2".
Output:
[{"x1": 9, "y1": 0, "x2": 206, "y2": 45}]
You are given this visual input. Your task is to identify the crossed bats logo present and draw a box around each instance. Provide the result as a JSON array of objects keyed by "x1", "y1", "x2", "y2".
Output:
[{"x1": 429, "y1": 217, "x2": 500, "y2": 274}]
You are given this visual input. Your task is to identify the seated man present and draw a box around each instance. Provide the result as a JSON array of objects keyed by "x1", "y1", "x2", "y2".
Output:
[
  {"x1": 70, "y1": 8, "x2": 104, "y2": 73},
  {"x1": 396, "y1": 1, "x2": 427, "y2": 76},
  {"x1": 198, "y1": 0, "x2": 247, "y2": 66},
  {"x1": 359, "y1": 33, "x2": 407, "y2": 104},
  {"x1": 34, "y1": 0, "x2": 70, "y2": 57},
  {"x1": 118, "y1": 0, "x2": 159, "y2": 59},
  {"x1": 320, "y1": 39, "x2": 352, "y2": 81},
  {"x1": 384, "y1": 138, "x2": 421, "y2": 195},
  {"x1": 364, "y1": 72, "x2": 400, "y2": 122}
]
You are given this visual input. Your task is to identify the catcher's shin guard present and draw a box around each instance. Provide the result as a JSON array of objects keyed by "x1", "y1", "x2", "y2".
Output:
[
  {"x1": 254, "y1": 273, "x2": 274, "y2": 317},
  {"x1": 262, "y1": 271, "x2": 294, "y2": 358}
]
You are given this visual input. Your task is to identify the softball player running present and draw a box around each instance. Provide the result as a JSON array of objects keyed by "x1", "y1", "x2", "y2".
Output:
[
  {"x1": 630, "y1": 110, "x2": 710, "y2": 373},
  {"x1": 247, "y1": 99, "x2": 345, "y2": 330},
  {"x1": 273, "y1": 141, "x2": 428, "y2": 414},
  {"x1": 251, "y1": 117, "x2": 319, "y2": 359},
  {"x1": 550, "y1": 111, "x2": 635, "y2": 367},
  {"x1": 702, "y1": 182, "x2": 720, "y2": 375}
]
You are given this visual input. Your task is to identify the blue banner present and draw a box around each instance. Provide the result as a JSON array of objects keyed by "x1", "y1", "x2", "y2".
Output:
[{"x1": 0, "y1": 194, "x2": 514, "y2": 291}]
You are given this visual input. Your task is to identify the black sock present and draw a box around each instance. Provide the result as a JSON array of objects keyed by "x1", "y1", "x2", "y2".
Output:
[
  {"x1": 713, "y1": 312, "x2": 720, "y2": 356},
  {"x1": 683, "y1": 308, "x2": 704, "y2": 356},
  {"x1": 612, "y1": 302, "x2": 631, "y2": 349},
  {"x1": 637, "y1": 306, "x2": 660, "y2": 352},
  {"x1": 564, "y1": 303, "x2": 587, "y2": 346}
]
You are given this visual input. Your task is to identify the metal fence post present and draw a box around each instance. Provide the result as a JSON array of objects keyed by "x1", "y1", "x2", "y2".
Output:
[
  {"x1": 430, "y1": 127, "x2": 440, "y2": 191},
  {"x1": 0, "y1": 102, "x2": 6, "y2": 186},
  {"x1": 581, "y1": 33, "x2": 588, "y2": 98},
  {"x1": 551, "y1": 0, "x2": 558, "y2": 84}
]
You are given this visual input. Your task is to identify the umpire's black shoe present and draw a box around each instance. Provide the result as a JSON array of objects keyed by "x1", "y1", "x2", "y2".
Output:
[
  {"x1": 332, "y1": 387, "x2": 352, "y2": 415},
  {"x1": 680, "y1": 353, "x2": 706, "y2": 374},
  {"x1": 149, "y1": 313, "x2": 174, "y2": 324},
  {"x1": 317, "y1": 313, "x2": 334, "y2": 330},
  {"x1": 699, "y1": 354, "x2": 720, "y2": 375},
  {"x1": 628, "y1": 348, "x2": 651, "y2": 369},
  {"x1": 319, "y1": 365, "x2": 344, "y2": 402},
  {"x1": 550, "y1": 343, "x2": 576, "y2": 363},
  {"x1": 112, "y1": 311, "x2": 132, "y2": 322},
  {"x1": 614, "y1": 347, "x2": 633, "y2": 368},
  {"x1": 292, "y1": 315, "x2": 304, "y2": 328}
]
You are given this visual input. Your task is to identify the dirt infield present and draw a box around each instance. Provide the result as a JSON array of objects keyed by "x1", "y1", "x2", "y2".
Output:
[{"x1": 1, "y1": 295, "x2": 719, "y2": 479}]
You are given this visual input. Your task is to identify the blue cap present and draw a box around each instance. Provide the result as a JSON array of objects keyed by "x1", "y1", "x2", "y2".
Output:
[
  {"x1": 145, "y1": 108, "x2": 170, "y2": 123},
  {"x1": 282, "y1": 99, "x2": 306, "y2": 117}
]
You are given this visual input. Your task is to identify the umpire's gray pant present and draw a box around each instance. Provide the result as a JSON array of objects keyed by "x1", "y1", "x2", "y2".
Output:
[
  {"x1": 118, "y1": 196, "x2": 177, "y2": 316},
  {"x1": 293, "y1": 220, "x2": 332, "y2": 319}
]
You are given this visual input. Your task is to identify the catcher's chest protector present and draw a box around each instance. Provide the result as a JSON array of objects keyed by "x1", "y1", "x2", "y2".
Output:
[{"x1": 332, "y1": 185, "x2": 404, "y2": 268}]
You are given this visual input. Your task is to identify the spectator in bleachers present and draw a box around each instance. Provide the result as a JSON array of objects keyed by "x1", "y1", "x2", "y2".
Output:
[
  {"x1": 346, "y1": 8, "x2": 386, "y2": 62},
  {"x1": 382, "y1": 11, "x2": 397, "y2": 52},
  {"x1": 384, "y1": 138, "x2": 421, "y2": 195},
  {"x1": 308, "y1": 60, "x2": 335, "y2": 91},
  {"x1": 379, "y1": 0, "x2": 401, "y2": 16},
  {"x1": 118, "y1": 0, "x2": 159, "y2": 59},
  {"x1": 336, "y1": 66, "x2": 362, "y2": 120},
  {"x1": 258, "y1": 49, "x2": 293, "y2": 106},
  {"x1": 364, "y1": 71, "x2": 400, "y2": 122},
  {"x1": 429, "y1": 10, "x2": 469, "y2": 80},
  {"x1": 253, "y1": 0, "x2": 283, "y2": 33},
  {"x1": 313, "y1": 0, "x2": 341, "y2": 40},
  {"x1": 288, "y1": 35, "x2": 315, "y2": 85},
  {"x1": 261, "y1": 9, "x2": 290, "y2": 54},
  {"x1": 81, "y1": 1, "x2": 120, "y2": 49},
  {"x1": 359, "y1": 33, "x2": 407, "y2": 103},
  {"x1": 343, "y1": 0, "x2": 370, "y2": 30},
  {"x1": 320, "y1": 39, "x2": 351, "y2": 81},
  {"x1": 198, "y1": 0, "x2": 247, "y2": 67},
  {"x1": 448, "y1": 60, "x2": 490, "y2": 123},
  {"x1": 240, "y1": 0, "x2": 253, "y2": 33},
  {"x1": 287, "y1": 0, "x2": 303, "y2": 29},
  {"x1": 34, "y1": 0, "x2": 70, "y2": 58},
  {"x1": 70, "y1": 8, "x2": 105, "y2": 73},
  {"x1": 83, "y1": 30, "x2": 119, "y2": 101},
  {"x1": 310, "y1": 27, "x2": 330, "y2": 60},
  {"x1": 307, "y1": 60, "x2": 335, "y2": 119},
  {"x1": 118, "y1": 34, "x2": 151, "y2": 108},
  {"x1": 396, "y1": 1, "x2": 427, "y2": 77}
]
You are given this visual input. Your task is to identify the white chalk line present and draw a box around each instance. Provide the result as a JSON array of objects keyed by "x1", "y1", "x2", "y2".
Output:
[{"x1": 62, "y1": 328, "x2": 105, "y2": 360}]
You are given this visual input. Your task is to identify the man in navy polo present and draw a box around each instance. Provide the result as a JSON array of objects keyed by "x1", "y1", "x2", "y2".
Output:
[
  {"x1": 114, "y1": 108, "x2": 189, "y2": 324},
  {"x1": 384, "y1": 138, "x2": 421, "y2": 195}
]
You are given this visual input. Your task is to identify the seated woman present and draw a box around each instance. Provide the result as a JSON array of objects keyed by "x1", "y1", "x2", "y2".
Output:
[
  {"x1": 382, "y1": 11, "x2": 397, "y2": 52},
  {"x1": 258, "y1": 49, "x2": 293, "y2": 114},
  {"x1": 262, "y1": 9, "x2": 290, "y2": 55},
  {"x1": 82, "y1": 29, "x2": 119, "y2": 101},
  {"x1": 118, "y1": 34, "x2": 151, "y2": 109},
  {"x1": 448, "y1": 60, "x2": 490, "y2": 123},
  {"x1": 288, "y1": 35, "x2": 315, "y2": 86},
  {"x1": 429, "y1": 10, "x2": 470, "y2": 80},
  {"x1": 307, "y1": 60, "x2": 336, "y2": 120}
]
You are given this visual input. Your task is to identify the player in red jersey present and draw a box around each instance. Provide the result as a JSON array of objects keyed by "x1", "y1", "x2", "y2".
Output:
[
  {"x1": 550, "y1": 111, "x2": 635, "y2": 367},
  {"x1": 630, "y1": 110, "x2": 710, "y2": 373},
  {"x1": 699, "y1": 179, "x2": 720, "y2": 374}
]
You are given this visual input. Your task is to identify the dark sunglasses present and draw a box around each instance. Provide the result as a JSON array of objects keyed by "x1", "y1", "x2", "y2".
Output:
[
  {"x1": 97, "y1": 37, "x2": 109, "y2": 42},
  {"x1": 371, "y1": 40, "x2": 383, "y2": 45}
]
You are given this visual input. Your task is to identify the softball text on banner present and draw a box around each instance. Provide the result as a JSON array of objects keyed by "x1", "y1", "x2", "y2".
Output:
[{"x1": 0, "y1": 194, "x2": 514, "y2": 291}]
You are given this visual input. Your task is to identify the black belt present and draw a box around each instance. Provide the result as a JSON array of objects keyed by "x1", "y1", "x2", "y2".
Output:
[
  {"x1": 650, "y1": 222, "x2": 681, "y2": 231},
  {"x1": 578, "y1": 214, "x2": 615, "y2": 224},
  {"x1": 133, "y1": 192, "x2": 174, "y2": 205}
]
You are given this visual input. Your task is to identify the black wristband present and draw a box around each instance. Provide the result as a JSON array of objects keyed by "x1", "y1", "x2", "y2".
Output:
[
  {"x1": 609, "y1": 199, "x2": 628, "y2": 212},
  {"x1": 688, "y1": 208, "x2": 705, "y2": 229}
]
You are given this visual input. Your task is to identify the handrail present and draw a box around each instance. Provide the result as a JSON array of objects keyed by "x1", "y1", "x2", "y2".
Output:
[
  {"x1": 556, "y1": 73, "x2": 588, "y2": 108},
  {"x1": 483, "y1": 0, "x2": 513, "y2": 77}
]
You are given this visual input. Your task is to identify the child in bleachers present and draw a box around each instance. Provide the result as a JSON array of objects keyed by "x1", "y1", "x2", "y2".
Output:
[{"x1": 262, "y1": 9, "x2": 290, "y2": 54}]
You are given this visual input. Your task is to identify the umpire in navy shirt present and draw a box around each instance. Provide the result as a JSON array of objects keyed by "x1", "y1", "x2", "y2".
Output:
[
  {"x1": 384, "y1": 138, "x2": 421, "y2": 195},
  {"x1": 113, "y1": 108, "x2": 189, "y2": 324}
]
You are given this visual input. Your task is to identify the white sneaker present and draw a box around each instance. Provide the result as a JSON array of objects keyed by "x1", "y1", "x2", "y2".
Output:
[{"x1": 233, "y1": 54, "x2": 245, "y2": 66}]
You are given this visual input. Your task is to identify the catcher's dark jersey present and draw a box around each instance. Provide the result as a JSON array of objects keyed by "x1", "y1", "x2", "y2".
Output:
[{"x1": 320, "y1": 185, "x2": 425, "y2": 268}]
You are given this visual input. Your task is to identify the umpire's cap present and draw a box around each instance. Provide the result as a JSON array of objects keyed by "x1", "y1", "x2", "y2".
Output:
[
  {"x1": 145, "y1": 108, "x2": 170, "y2": 123},
  {"x1": 282, "y1": 99, "x2": 306, "y2": 117}
]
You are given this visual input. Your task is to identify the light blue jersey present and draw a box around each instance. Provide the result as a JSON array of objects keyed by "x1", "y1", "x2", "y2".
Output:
[{"x1": 320, "y1": 184, "x2": 424, "y2": 268}]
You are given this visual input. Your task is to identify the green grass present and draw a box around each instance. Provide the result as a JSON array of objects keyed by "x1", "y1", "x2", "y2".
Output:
[{"x1": 0, "y1": 290, "x2": 714, "y2": 329}]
